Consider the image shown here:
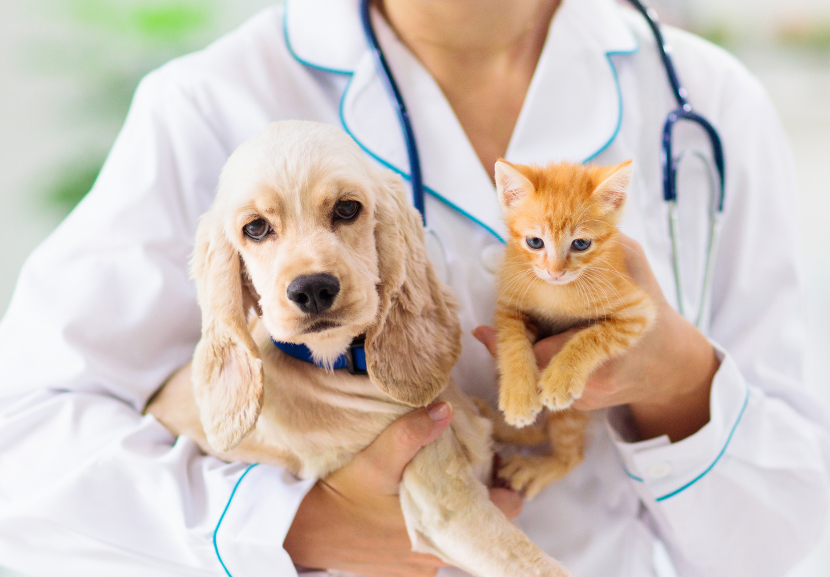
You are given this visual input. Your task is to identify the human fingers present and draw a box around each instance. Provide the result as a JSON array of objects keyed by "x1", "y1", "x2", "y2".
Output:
[
  {"x1": 474, "y1": 325, "x2": 582, "y2": 372},
  {"x1": 346, "y1": 403, "x2": 454, "y2": 495},
  {"x1": 571, "y1": 375, "x2": 626, "y2": 411},
  {"x1": 472, "y1": 325, "x2": 498, "y2": 357},
  {"x1": 488, "y1": 487, "x2": 524, "y2": 519},
  {"x1": 284, "y1": 479, "x2": 448, "y2": 576},
  {"x1": 532, "y1": 328, "x2": 581, "y2": 370},
  {"x1": 359, "y1": 559, "x2": 443, "y2": 577},
  {"x1": 616, "y1": 234, "x2": 666, "y2": 303}
]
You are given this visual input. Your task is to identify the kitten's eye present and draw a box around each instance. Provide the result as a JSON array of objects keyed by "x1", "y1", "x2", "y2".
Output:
[
  {"x1": 526, "y1": 237, "x2": 544, "y2": 250},
  {"x1": 333, "y1": 199, "x2": 361, "y2": 222},
  {"x1": 243, "y1": 218, "x2": 271, "y2": 241},
  {"x1": 571, "y1": 238, "x2": 592, "y2": 251}
]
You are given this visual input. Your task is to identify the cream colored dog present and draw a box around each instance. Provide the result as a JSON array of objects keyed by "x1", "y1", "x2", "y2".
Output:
[{"x1": 148, "y1": 121, "x2": 572, "y2": 577}]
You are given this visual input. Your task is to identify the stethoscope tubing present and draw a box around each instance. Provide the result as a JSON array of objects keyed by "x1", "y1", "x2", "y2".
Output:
[
  {"x1": 358, "y1": 0, "x2": 426, "y2": 225},
  {"x1": 662, "y1": 108, "x2": 726, "y2": 212},
  {"x1": 357, "y1": 0, "x2": 726, "y2": 327}
]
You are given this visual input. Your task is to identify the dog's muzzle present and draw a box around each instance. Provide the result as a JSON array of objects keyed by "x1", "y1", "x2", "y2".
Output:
[{"x1": 287, "y1": 273, "x2": 340, "y2": 314}]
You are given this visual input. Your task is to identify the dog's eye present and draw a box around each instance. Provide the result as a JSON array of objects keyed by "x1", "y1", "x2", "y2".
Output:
[
  {"x1": 333, "y1": 199, "x2": 361, "y2": 222},
  {"x1": 243, "y1": 219, "x2": 271, "y2": 241}
]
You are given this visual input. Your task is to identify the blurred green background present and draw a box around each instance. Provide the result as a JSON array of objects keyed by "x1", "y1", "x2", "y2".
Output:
[
  {"x1": 39, "y1": 0, "x2": 219, "y2": 212},
  {"x1": 1, "y1": 0, "x2": 829, "y2": 576}
]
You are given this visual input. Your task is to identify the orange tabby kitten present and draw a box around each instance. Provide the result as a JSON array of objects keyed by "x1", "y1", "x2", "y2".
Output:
[{"x1": 490, "y1": 159, "x2": 656, "y2": 498}]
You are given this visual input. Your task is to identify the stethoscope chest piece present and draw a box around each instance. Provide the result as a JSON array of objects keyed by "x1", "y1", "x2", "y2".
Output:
[{"x1": 425, "y1": 229, "x2": 450, "y2": 284}]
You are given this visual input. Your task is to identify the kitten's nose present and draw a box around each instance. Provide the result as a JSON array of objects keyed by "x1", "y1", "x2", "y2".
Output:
[
  {"x1": 548, "y1": 270, "x2": 566, "y2": 281},
  {"x1": 287, "y1": 273, "x2": 340, "y2": 314}
]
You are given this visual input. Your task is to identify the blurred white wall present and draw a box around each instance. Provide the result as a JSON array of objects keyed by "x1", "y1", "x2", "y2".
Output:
[
  {"x1": 741, "y1": 47, "x2": 830, "y2": 577},
  {"x1": 691, "y1": 0, "x2": 830, "y2": 38}
]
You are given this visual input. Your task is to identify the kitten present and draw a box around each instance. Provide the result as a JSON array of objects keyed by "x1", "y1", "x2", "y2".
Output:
[{"x1": 489, "y1": 159, "x2": 656, "y2": 499}]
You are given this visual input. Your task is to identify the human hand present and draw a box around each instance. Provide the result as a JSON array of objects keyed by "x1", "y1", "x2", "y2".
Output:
[
  {"x1": 474, "y1": 235, "x2": 720, "y2": 442},
  {"x1": 283, "y1": 402, "x2": 524, "y2": 577}
]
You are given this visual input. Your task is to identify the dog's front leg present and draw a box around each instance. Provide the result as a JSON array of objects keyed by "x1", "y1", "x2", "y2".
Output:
[{"x1": 399, "y1": 429, "x2": 573, "y2": 577}]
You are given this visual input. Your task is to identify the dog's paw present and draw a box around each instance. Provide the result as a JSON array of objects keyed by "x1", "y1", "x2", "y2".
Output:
[
  {"x1": 499, "y1": 381, "x2": 542, "y2": 428},
  {"x1": 538, "y1": 365, "x2": 585, "y2": 411},
  {"x1": 499, "y1": 454, "x2": 570, "y2": 500}
]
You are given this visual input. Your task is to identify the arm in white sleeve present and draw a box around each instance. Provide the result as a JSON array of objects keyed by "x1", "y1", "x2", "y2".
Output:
[
  {"x1": 610, "y1": 49, "x2": 830, "y2": 576},
  {"x1": 0, "y1": 62, "x2": 313, "y2": 576}
]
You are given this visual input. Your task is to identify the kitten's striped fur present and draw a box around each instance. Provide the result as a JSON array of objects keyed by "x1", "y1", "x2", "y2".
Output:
[{"x1": 490, "y1": 159, "x2": 656, "y2": 499}]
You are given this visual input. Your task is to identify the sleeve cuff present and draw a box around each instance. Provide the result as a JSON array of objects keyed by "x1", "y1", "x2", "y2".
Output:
[
  {"x1": 607, "y1": 343, "x2": 750, "y2": 501},
  {"x1": 213, "y1": 464, "x2": 316, "y2": 577}
]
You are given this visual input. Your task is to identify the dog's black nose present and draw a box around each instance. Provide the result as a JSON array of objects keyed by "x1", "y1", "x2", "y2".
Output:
[{"x1": 286, "y1": 273, "x2": 340, "y2": 314}]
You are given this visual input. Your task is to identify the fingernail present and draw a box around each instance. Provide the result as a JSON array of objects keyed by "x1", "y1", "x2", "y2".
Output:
[{"x1": 428, "y1": 401, "x2": 452, "y2": 421}]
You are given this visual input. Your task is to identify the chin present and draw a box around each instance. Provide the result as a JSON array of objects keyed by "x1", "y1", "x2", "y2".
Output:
[
  {"x1": 304, "y1": 331, "x2": 355, "y2": 367},
  {"x1": 534, "y1": 267, "x2": 577, "y2": 285}
]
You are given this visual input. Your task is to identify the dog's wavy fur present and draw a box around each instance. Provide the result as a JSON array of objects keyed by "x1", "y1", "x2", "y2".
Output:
[{"x1": 147, "y1": 121, "x2": 571, "y2": 577}]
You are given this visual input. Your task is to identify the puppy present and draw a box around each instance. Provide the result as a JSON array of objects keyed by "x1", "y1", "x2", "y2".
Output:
[{"x1": 148, "y1": 121, "x2": 572, "y2": 577}]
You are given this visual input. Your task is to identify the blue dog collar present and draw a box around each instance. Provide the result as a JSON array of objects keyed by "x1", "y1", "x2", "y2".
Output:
[{"x1": 270, "y1": 336, "x2": 368, "y2": 375}]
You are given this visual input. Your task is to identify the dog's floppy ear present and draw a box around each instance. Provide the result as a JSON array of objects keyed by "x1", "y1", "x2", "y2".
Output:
[
  {"x1": 364, "y1": 172, "x2": 462, "y2": 407},
  {"x1": 190, "y1": 210, "x2": 264, "y2": 452}
]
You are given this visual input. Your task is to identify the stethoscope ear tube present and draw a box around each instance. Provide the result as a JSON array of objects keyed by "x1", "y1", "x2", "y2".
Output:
[
  {"x1": 359, "y1": 0, "x2": 426, "y2": 225},
  {"x1": 625, "y1": 0, "x2": 688, "y2": 109},
  {"x1": 667, "y1": 149, "x2": 722, "y2": 327},
  {"x1": 359, "y1": 0, "x2": 727, "y2": 328},
  {"x1": 661, "y1": 106, "x2": 726, "y2": 327},
  {"x1": 662, "y1": 110, "x2": 726, "y2": 212}
]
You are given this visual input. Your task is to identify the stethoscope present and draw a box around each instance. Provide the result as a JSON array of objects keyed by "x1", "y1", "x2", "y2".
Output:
[{"x1": 358, "y1": 0, "x2": 725, "y2": 327}]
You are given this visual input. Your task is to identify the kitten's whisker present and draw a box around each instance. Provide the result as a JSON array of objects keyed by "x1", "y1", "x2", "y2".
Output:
[
  {"x1": 607, "y1": 238, "x2": 642, "y2": 258},
  {"x1": 583, "y1": 266, "x2": 624, "y2": 301},
  {"x1": 516, "y1": 268, "x2": 541, "y2": 309},
  {"x1": 578, "y1": 273, "x2": 610, "y2": 317},
  {"x1": 498, "y1": 269, "x2": 537, "y2": 301},
  {"x1": 498, "y1": 277, "x2": 534, "y2": 301},
  {"x1": 582, "y1": 270, "x2": 622, "y2": 311},
  {"x1": 584, "y1": 266, "x2": 622, "y2": 306},
  {"x1": 574, "y1": 275, "x2": 600, "y2": 320},
  {"x1": 574, "y1": 201, "x2": 603, "y2": 223},
  {"x1": 592, "y1": 258, "x2": 635, "y2": 286}
]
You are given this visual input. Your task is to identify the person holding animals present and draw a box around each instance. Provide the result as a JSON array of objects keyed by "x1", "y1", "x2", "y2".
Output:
[{"x1": 0, "y1": 0, "x2": 827, "y2": 576}]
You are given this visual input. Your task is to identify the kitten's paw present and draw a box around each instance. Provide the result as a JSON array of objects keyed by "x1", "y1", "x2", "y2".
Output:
[
  {"x1": 499, "y1": 454, "x2": 570, "y2": 500},
  {"x1": 499, "y1": 382, "x2": 542, "y2": 428},
  {"x1": 539, "y1": 368, "x2": 585, "y2": 411}
]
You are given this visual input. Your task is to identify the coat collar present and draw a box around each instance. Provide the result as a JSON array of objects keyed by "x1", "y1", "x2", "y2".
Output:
[{"x1": 285, "y1": 0, "x2": 639, "y2": 241}]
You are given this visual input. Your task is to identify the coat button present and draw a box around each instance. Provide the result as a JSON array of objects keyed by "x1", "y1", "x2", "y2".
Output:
[
  {"x1": 481, "y1": 244, "x2": 505, "y2": 274},
  {"x1": 646, "y1": 462, "x2": 673, "y2": 479}
]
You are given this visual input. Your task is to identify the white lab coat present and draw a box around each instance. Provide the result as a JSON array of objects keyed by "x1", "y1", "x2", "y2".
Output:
[{"x1": 0, "y1": 0, "x2": 827, "y2": 575}]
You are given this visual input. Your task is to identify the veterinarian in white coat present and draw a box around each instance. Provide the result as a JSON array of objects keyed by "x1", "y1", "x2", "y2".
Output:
[{"x1": 0, "y1": 0, "x2": 827, "y2": 575}]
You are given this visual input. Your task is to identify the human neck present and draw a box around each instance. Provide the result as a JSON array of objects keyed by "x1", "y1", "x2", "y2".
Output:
[
  {"x1": 376, "y1": 0, "x2": 561, "y2": 181},
  {"x1": 377, "y1": 0, "x2": 559, "y2": 57}
]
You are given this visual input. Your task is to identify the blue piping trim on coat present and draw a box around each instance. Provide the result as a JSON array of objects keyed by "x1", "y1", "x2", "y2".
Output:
[
  {"x1": 583, "y1": 41, "x2": 640, "y2": 163},
  {"x1": 336, "y1": 73, "x2": 506, "y2": 243},
  {"x1": 283, "y1": 1, "x2": 354, "y2": 76},
  {"x1": 214, "y1": 464, "x2": 259, "y2": 577},
  {"x1": 622, "y1": 384, "x2": 750, "y2": 501},
  {"x1": 655, "y1": 386, "x2": 750, "y2": 501},
  {"x1": 283, "y1": 10, "x2": 501, "y2": 238},
  {"x1": 283, "y1": 12, "x2": 639, "y2": 245},
  {"x1": 624, "y1": 468, "x2": 644, "y2": 482}
]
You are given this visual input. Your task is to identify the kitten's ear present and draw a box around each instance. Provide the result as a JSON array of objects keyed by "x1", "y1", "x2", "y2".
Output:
[
  {"x1": 594, "y1": 160, "x2": 633, "y2": 213},
  {"x1": 495, "y1": 160, "x2": 534, "y2": 210}
]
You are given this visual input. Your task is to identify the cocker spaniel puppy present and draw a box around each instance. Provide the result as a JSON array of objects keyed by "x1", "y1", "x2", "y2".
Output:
[{"x1": 148, "y1": 121, "x2": 571, "y2": 577}]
